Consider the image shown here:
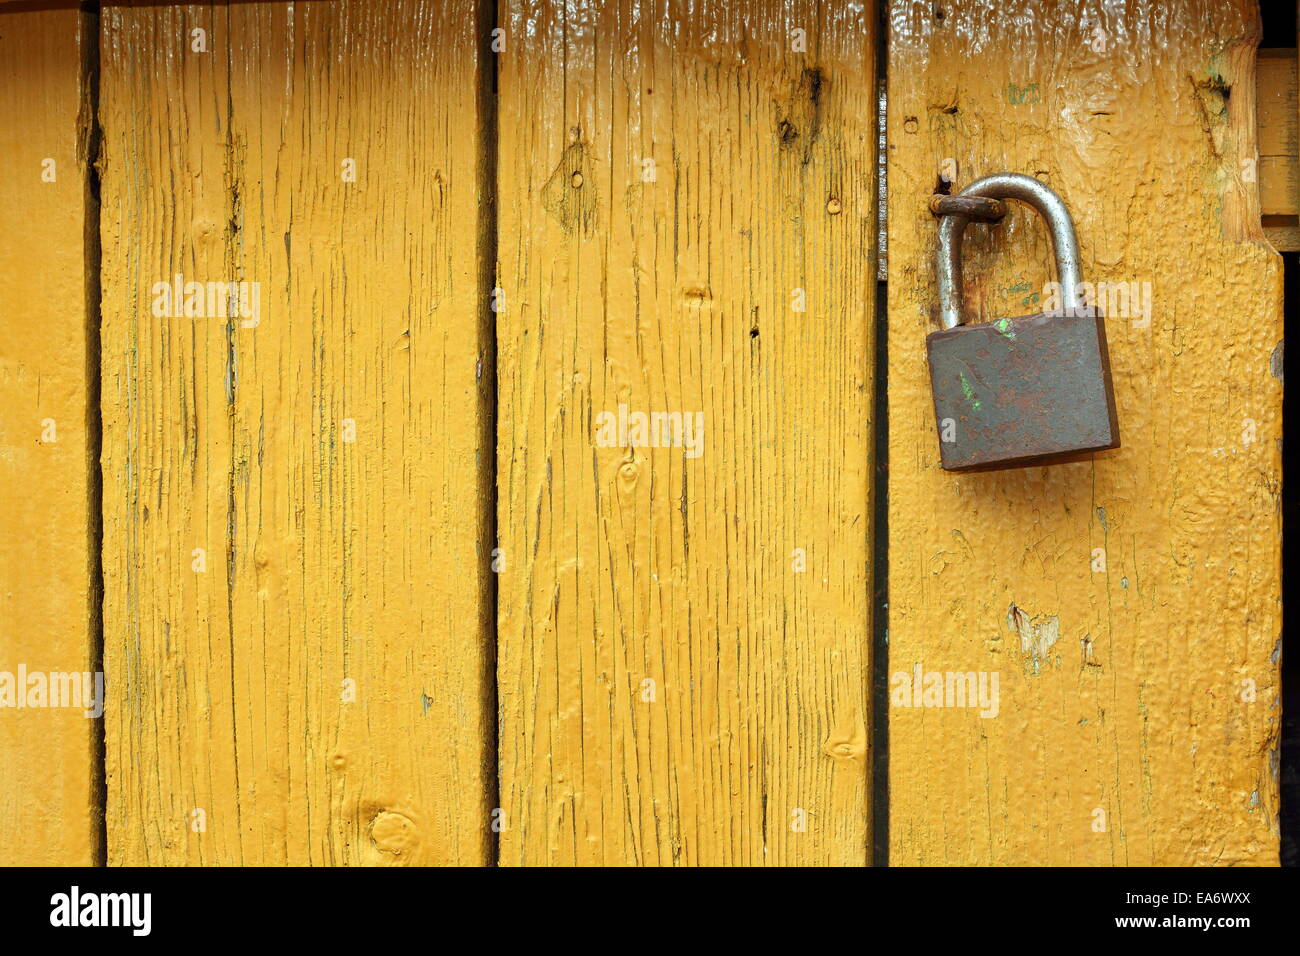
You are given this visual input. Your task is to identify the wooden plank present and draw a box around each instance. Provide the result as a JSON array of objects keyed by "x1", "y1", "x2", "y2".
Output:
[
  {"x1": 497, "y1": 0, "x2": 876, "y2": 865},
  {"x1": 100, "y1": 0, "x2": 495, "y2": 865},
  {"x1": 887, "y1": 0, "x2": 1281, "y2": 865},
  {"x1": 1257, "y1": 49, "x2": 1298, "y2": 218},
  {"x1": 0, "y1": 4, "x2": 100, "y2": 867}
]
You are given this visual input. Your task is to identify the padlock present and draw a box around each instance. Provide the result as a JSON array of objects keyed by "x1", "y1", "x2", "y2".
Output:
[{"x1": 926, "y1": 173, "x2": 1120, "y2": 471}]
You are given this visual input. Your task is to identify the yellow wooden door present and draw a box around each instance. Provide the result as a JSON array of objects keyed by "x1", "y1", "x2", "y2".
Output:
[{"x1": 0, "y1": 0, "x2": 1286, "y2": 868}]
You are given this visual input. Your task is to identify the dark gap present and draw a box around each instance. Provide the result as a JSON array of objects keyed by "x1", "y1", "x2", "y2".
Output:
[
  {"x1": 1261, "y1": 0, "x2": 1297, "y2": 870},
  {"x1": 870, "y1": 0, "x2": 889, "y2": 868},
  {"x1": 78, "y1": 0, "x2": 106, "y2": 867},
  {"x1": 1260, "y1": 2, "x2": 1293, "y2": 48},
  {"x1": 1264, "y1": 214, "x2": 1299, "y2": 228},
  {"x1": 1281, "y1": 248, "x2": 1296, "y2": 868},
  {"x1": 477, "y1": 0, "x2": 501, "y2": 868},
  {"x1": 871, "y1": 278, "x2": 889, "y2": 867}
]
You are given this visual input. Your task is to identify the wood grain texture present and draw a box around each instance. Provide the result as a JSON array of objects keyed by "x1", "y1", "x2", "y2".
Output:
[
  {"x1": 497, "y1": 0, "x2": 876, "y2": 865},
  {"x1": 887, "y1": 0, "x2": 1282, "y2": 865},
  {"x1": 100, "y1": 0, "x2": 495, "y2": 865},
  {"x1": 0, "y1": 4, "x2": 100, "y2": 867}
]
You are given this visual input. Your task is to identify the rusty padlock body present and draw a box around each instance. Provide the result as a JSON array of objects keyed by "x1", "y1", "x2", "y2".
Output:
[{"x1": 927, "y1": 174, "x2": 1120, "y2": 471}]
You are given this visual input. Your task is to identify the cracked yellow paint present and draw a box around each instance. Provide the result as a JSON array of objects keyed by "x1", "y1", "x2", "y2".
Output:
[
  {"x1": 99, "y1": 1, "x2": 494, "y2": 865},
  {"x1": 887, "y1": 0, "x2": 1281, "y2": 865},
  {"x1": 4, "y1": 0, "x2": 1283, "y2": 870},
  {"x1": 496, "y1": 0, "x2": 877, "y2": 865}
]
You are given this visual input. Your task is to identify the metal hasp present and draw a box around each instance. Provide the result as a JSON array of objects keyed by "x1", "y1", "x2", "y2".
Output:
[
  {"x1": 927, "y1": 173, "x2": 1120, "y2": 471},
  {"x1": 929, "y1": 193, "x2": 1007, "y2": 223}
]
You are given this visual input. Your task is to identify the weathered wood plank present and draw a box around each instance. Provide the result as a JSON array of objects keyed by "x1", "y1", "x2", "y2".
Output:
[
  {"x1": 497, "y1": 0, "x2": 877, "y2": 865},
  {"x1": 1258, "y1": 47, "x2": 1299, "y2": 250},
  {"x1": 887, "y1": 0, "x2": 1282, "y2": 865},
  {"x1": 0, "y1": 4, "x2": 100, "y2": 867},
  {"x1": 1258, "y1": 49, "x2": 1298, "y2": 219},
  {"x1": 100, "y1": 0, "x2": 495, "y2": 865}
]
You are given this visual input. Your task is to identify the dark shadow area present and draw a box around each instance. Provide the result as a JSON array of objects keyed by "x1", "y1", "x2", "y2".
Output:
[
  {"x1": 477, "y1": 0, "x2": 501, "y2": 867},
  {"x1": 1261, "y1": 0, "x2": 1295, "y2": 869},
  {"x1": 872, "y1": 0, "x2": 889, "y2": 868},
  {"x1": 1281, "y1": 250, "x2": 1296, "y2": 867},
  {"x1": 872, "y1": 279, "x2": 889, "y2": 867}
]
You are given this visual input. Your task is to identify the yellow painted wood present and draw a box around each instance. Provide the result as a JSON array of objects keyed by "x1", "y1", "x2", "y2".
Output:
[
  {"x1": 887, "y1": 0, "x2": 1282, "y2": 865},
  {"x1": 0, "y1": 4, "x2": 100, "y2": 867},
  {"x1": 100, "y1": 0, "x2": 494, "y2": 865},
  {"x1": 497, "y1": 0, "x2": 876, "y2": 865}
]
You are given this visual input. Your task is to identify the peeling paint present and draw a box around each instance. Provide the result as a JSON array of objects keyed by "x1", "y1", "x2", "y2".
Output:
[
  {"x1": 1008, "y1": 603, "x2": 1060, "y2": 673},
  {"x1": 1080, "y1": 634, "x2": 1101, "y2": 669}
]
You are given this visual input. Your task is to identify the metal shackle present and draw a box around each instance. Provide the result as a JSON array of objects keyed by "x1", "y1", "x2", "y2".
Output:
[{"x1": 937, "y1": 173, "x2": 1083, "y2": 330}]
